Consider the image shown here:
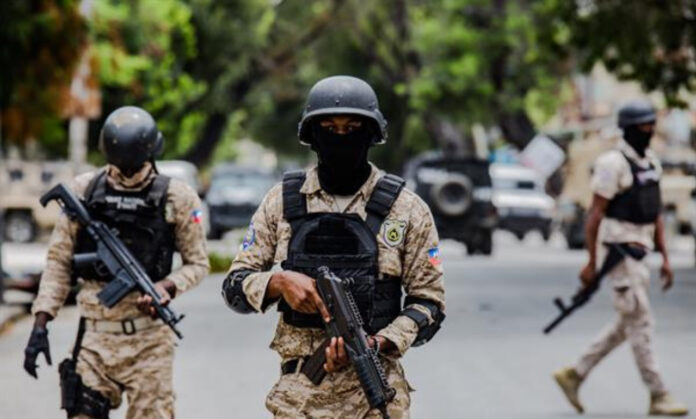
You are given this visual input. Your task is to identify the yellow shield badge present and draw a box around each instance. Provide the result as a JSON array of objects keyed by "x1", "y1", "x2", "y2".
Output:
[{"x1": 380, "y1": 219, "x2": 406, "y2": 247}]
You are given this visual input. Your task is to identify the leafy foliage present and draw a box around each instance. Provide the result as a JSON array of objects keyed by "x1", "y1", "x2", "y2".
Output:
[
  {"x1": 561, "y1": 0, "x2": 696, "y2": 107},
  {"x1": 1, "y1": 0, "x2": 87, "y2": 153},
  {"x1": 3, "y1": 0, "x2": 695, "y2": 168}
]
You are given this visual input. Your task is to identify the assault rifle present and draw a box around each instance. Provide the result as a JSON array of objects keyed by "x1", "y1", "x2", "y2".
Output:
[
  {"x1": 40, "y1": 183, "x2": 184, "y2": 338},
  {"x1": 543, "y1": 242, "x2": 646, "y2": 334},
  {"x1": 301, "y1": 266, "x2": 396, "y2": 419}
]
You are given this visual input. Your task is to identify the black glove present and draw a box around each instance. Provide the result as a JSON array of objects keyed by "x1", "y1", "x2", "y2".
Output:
[{"x1": 24, "y1": 326, "x2": 52, "y2": 378}]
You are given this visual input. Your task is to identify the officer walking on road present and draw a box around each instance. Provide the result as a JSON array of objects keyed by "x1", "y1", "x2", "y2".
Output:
[
  {"x1": 222, "y1": 75, "x2": 445, "y2": 418},
  {"x1": 23, "y1": 106, "x2": 209, "y2": 418},
  {"x1": 553, "y1": 101, "x2": 689, "y2": 416}
]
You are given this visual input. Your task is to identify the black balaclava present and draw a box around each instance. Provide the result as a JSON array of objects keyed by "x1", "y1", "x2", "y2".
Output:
[
  {"x1": 623, "y1": 124, "x2": 654, "y2": 157},
  {"x1": 312, "y1": 123, "x2": 372, "y2": 195}
]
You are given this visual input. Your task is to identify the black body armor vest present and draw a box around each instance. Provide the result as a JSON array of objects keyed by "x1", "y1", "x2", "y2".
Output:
[
  {"x1": 74, "y1": 170, "x2": 176, "y2": 281},
  {"x1": 605, "y1": 153, "x2": 661, "y2": 225},
  {"x1": 278, "y1": 171, "x2": 405, "y2": 334}
]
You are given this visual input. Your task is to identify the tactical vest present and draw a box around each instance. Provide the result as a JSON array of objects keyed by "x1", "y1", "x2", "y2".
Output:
[
  {"x1": 74, "y1": 170, "x2": 176, "y2": 281},
  {"x1": 605, "y1": 153, "x2": 661, "y2": 225},
  {"x1": 278, "y1": 171, "x2": 405, "y2": 334}
]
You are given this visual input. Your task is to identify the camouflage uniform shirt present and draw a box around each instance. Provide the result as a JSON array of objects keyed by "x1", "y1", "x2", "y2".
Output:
[
  {"x1": 32, "y1": 163, "x2": 209, "y2": 321},
  {"x1": 228, "y1": 163, "x2": 445, "y2": 360}
]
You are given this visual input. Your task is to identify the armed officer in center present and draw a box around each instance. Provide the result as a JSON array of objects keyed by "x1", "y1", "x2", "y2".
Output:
[
  {"x1": 553, "y1": 101, "x2": 689, "y2": 416},
  {"x1": 222, "y1": 75, "x2": 445, "y2": 418},
  {"x1": 23, "y1": 106, "x2": 209, "y2": 418}
]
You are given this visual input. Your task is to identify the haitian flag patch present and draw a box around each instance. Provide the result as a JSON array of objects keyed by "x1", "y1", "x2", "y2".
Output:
[
  {"x1": 427, "y1": 247, "x2": 441, "y2": 266},
  {"x1": 191, "y1": 209, "x2": 203, "y2": 224}
]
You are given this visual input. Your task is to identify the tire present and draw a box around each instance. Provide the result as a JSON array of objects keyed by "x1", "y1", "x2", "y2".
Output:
[
  {"x1": 541, "y1": 227, "x2": 551, "y2": 242},
  {"x1": 479, "y1": 230, "x2": 493, "y2": 255},
  {"x1": 429, "y1": 173, "x2": 473, "y2": 217},
  {"x1": 207, "y1": 226, "x2": 222, "y2": 240},
  {"x1": 3, "y1": 211, "x2": 36, "y2": 243}
]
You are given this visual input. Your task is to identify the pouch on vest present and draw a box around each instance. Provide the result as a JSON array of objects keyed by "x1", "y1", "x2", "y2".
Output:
[
  {"x1": 605, "y1": 154, "x2": 661, "y2": 224},
  {"x1": 73, "y1": 170, "x2": 176, "y2": 282},
  {"x1": 278, "y1": 171, "x2": 405, "y2": 334}
]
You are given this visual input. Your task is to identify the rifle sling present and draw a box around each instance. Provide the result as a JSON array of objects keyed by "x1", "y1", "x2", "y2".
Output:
[{"x1": 71, "y1": 317, "x2": 87, "y2": 361}]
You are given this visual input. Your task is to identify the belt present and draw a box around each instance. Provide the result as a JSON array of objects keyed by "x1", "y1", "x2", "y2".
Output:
[
  {"x1": 84, "y1": 317, "x2": 160, "y2": 335},
  {"x1": 281, "y1": 357, "x2": 309, "y2": 375}
]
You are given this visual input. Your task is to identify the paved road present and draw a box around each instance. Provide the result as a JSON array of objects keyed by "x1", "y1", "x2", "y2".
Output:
[{"x1": 1, "y1": 233, "x2": 694, "y2": 418}]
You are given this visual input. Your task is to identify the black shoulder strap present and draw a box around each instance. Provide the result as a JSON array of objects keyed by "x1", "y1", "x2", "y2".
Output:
[
  {"x1": 147, "y1": 174, "x2": 171, "y2": 208},
  {"x1": 282, "y1": 171, "x2": 307, "y2": 226},
  {"x1": 365, "y1": 174, "x2": 405, "y2": 235},
  {"x1": 83, "y1": 169, "x2": 107, "y2": 204}
]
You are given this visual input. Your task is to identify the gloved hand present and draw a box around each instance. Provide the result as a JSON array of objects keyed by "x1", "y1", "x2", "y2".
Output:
[{"x1": 24, "y1": 326, "x2": 52, "y2": 378}]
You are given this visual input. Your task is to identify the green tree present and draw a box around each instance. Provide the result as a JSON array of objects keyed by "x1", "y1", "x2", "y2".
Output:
[
  {"x1": 561, "y1": 0, "x2": 696, "y2": 107},
  {"x1": 90, "y1": 0, "x2": 205, "y2": 159},
  {"x1": 1, "y1": 0, "x2": 87, "y2": 155}
]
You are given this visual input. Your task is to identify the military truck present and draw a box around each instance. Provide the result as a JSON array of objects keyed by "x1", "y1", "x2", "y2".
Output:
[
  {"x1": 0, "y1": 160, "x2": 93, "y2": 242},
  {"x1": 404, "y1": 152, "x2": 498, "y2": 255}
]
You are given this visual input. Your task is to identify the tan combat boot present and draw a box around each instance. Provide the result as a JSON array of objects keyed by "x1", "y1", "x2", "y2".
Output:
[
  {"x1": 649, "y1": 393, "x2": 689, "y2": 416},
  {"x1": 553, "y1": 367, "x2": 584, "y2": 413}
]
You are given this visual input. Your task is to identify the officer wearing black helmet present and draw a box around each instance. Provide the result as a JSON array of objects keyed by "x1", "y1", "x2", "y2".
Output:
[
  {"x1": 553, "y1": 101, "x2": 689, "y2": 416},
  {"x1": 222, "y1": 76, "x2": 445, "y2": 417},
  {"x1": 23, "y1": 106, "x2": 209, "y2": 418}
]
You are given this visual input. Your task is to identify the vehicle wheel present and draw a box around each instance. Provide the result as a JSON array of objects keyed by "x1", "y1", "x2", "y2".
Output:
[
  {"x1": 541, "y1": 227, "x2": 551, "y2": 242},
  {"x1": 465, "y1": 241, "x2": 476, "y2": 255},
  {"x1": 565, "y1": 219, "x2": 585, "y2": 249},
  {"x1": 207, "y1": 226, "x2": 222, "y2": 240},
  {"x1": 479, "y1": 230, "x2": 493, "y2": 255},
  {"x1": 430, "y1": 173, "x2": 473, "y2": 217},
  {"x1": 3, "y1": 211, "x2": 36, "y2": 243},
  {"x1": 514, "y1": 232, "x2": 525, "y2": 241}
]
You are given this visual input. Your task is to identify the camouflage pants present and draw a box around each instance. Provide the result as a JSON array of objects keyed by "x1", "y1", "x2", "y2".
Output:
[
  {"x1": 72, "y1": 324, "x2": 176, "y2": 419},
  {"x1": 575, "y1": 254, "x2": 666, "y2": 395},
  {"x1": 266, "y1": 357, "x2": 412, "y2": 418}
]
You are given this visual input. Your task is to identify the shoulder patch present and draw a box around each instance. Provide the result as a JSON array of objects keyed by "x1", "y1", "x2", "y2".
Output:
[
  {"x1": 380, "y1": 218, "x2": 406, "y2": 247},
  {"x1": 190, "y1": 209, "x2": 203, "y2": 224},
  {"x1": 241, "y1": 222, "x2": 255, "y2": 251},
  {"x1": 427, "y1": 247, "x2": 441, "y2": 266}
]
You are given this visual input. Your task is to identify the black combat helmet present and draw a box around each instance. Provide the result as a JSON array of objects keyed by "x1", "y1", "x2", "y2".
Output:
[
  {"x1": 297, "y1": 75, "x2": 387, "y2": 146},
  {"x1": 617, "y1": 100, "x2": 656, "y2": 128},
  {"x1": 99, "y1": 106, "x2": 163, "y2": 174}
]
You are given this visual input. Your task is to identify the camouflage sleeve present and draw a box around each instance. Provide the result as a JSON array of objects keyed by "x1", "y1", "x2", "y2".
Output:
[
  {"x1": 165, "y1": 179, "x2": 210, "y2": 294},
  {"x1": 31, "y1": 173, "x2": 94, "y2": 318},
  {"x1": 226, "y1": 183, "x2": 282, "y2": 313},
  {"x1": 591, "y1": 151, "x2": 623, "y2": 200},
  {"x1": 376, "y1": 192, "x2": 445, "y2": 356}
]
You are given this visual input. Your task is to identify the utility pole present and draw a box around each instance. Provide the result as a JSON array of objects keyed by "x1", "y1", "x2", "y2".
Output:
[{"x1": 66, "y1": 0, "x2": 99, "y2": 166}]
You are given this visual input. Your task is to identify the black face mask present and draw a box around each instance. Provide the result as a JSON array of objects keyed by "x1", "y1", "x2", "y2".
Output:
[
  {"x1": 313, "y1": 125, "x2": 372, "y2": 195},
  {"x1": 624, "y1": 125, "x2": 653, "y2": 157}
]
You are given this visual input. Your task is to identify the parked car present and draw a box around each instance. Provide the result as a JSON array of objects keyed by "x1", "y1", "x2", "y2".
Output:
[
  {"x1": 490, "y1": 163, "x2": 555, "y2": 241},
  {"x1": 404, "y1": 152, "x2": 497, "y2": 255},
  {"x1": 0, "y1": 160, "x2": 93, "y2": 242},
  {"x1": 206, "y1": 164, "x2": 277, "y2": 239},
  {"x1": 156, "y1": 160, "x2": 209, "y2": 235},
  {"x1": 156, "y1": 160, "x2": 204, "y2": 196}
]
